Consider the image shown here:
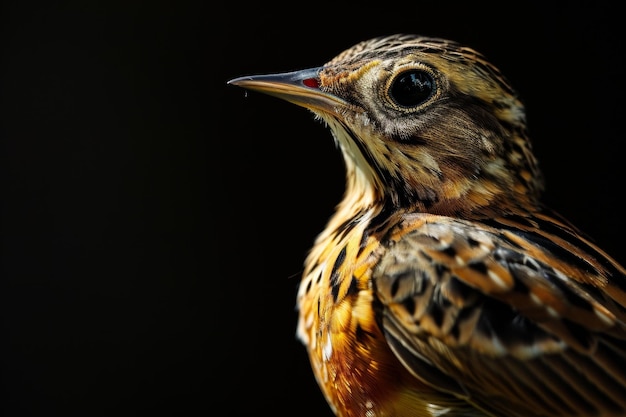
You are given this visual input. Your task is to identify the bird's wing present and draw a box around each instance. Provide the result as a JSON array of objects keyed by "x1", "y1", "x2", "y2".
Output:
[{"x1": 374, "y1": 212, "x2": 626, "y2": 416}]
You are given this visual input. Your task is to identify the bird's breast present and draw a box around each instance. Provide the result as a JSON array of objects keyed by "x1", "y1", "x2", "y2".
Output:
[{"x1": 296, "y1": 215, "x2": 438, "y2": 417}]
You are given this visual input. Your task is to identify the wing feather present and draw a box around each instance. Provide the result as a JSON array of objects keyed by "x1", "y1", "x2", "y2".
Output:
[{"x1": 374, "y1": 212, "x2": 626, "y2": 416}]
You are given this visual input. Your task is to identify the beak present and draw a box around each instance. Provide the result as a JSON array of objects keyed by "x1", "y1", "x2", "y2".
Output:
[{"x1": 227, "y1": 67, "x2": 346, "y2": 114}]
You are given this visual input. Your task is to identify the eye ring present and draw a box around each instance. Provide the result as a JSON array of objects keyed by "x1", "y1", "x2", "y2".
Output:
[{"x1": 386, "y1": 67, "x2": 438, "y2": 110}]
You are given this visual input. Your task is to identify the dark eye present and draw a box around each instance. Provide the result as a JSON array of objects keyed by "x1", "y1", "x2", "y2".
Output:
[{"x1": 389, "y1": 70, "x2": 435, "y2": 107}]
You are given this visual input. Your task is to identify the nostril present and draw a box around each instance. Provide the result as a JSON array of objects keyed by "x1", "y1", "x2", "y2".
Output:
[{"x1": 303, "y1": 78, "x2": 319, "y2": 88}]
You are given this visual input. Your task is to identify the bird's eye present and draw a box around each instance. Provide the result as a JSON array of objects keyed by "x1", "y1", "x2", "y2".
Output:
[{"x1": 389, "y1": 70, "x2": 435, "y2": 108}]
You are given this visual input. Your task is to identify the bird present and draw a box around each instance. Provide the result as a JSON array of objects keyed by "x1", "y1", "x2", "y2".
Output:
[{"x1": 228, "y1": 34, "x2": 626, "y2": 417}]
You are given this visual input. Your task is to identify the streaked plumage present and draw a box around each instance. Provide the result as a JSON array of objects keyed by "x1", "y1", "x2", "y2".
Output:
[{"x1": 228, "y1": 34, "x2": 626, "y2": 416}]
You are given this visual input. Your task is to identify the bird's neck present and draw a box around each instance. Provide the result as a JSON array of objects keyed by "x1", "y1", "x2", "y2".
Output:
[{"x1": 335, "y1": 154, "x2": 542, "y2": 223}]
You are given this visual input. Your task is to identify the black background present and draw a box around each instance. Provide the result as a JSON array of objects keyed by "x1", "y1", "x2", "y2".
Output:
[{"x1": 2, "y1": 2, "x2": 624, "y2": 416}]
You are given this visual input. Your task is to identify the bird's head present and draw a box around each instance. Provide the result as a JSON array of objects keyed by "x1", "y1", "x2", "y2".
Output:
[{"x1": 229, "y1": 34, "x2": 544, "y2": 217}]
